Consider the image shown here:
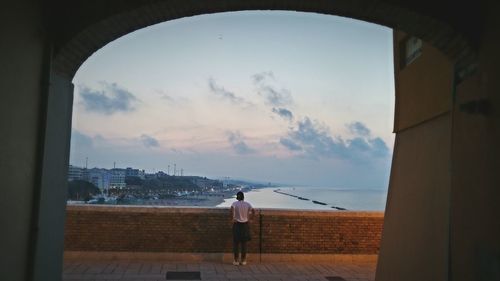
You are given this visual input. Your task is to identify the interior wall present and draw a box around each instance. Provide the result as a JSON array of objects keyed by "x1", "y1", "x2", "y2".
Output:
[
  {"x1": 33, "y1": 73, "x2": 74, "y2": 281},
  {"x1": 376, "y1": 114, "x2": 451, "y2": 281},
  {"x1": 0, "y1": 2, "x2": 47, "y2": 280},
  {"x1": 376, "y1": 31, "x2": 454, "y2": 281},
  {"x1": 393, "y1": 31, "x2": 454, "y2": 131},
  {"x1": 450, "y1": 2, "x2": 500, "y2": 280}
]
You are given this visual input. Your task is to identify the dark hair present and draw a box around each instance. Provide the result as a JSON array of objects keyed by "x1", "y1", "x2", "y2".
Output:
[{"x1": 236, "y1": 191, "x2": 244, "y2": 201}]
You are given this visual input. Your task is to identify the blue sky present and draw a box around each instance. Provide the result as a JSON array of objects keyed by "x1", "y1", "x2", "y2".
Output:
[{"x1": 70, "y1": 11, "x2": 395, "y2": 188}]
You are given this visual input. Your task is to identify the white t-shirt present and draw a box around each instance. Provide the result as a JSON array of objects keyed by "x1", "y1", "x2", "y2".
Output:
[{"x1": 231, "y1": 200, "x2": 253, "y2": 223}]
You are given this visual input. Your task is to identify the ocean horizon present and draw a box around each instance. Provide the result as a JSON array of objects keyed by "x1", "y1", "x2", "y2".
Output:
[{"x1": 217, "y1": 186, "x2": 388, "y2": 211}]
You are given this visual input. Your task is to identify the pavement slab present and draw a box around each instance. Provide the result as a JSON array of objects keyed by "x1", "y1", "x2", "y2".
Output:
[{"x1": 63, "y1": 259, "x2": 376, "y2": 281}]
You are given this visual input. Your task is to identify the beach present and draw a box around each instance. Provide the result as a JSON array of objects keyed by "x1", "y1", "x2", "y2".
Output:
[
  {"x1": 129, "y1": 194, "x2": 228, "y2": 207},
  {"x1": 77, "y1": 191, "x2": 238, "y2": 207}
]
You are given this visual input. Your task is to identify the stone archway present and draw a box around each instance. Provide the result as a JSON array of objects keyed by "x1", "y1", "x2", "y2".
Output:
[
  {"x1": 8, "y1": 1, "x2": 495, "y2": 281},
  {"x1": 50, "y1": 0, "x2": 476, "y2": 78}
]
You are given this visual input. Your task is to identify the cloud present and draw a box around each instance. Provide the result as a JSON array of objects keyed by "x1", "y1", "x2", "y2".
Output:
[
  {"x1": 252, "y1": 71, "x2": 293, "y2": 106},
  {"x1": 140, "y1": 134, "x2": 160, "y2": 148},
  {"x1": 227, "y1": 131, "x2": 255, "y2": 155},
  {"x1": 71, "y1": 130, "x2": 93, "y2": 148},
  {"x1": 208, "y1": 78, "x2": 253, "y2": 107},
  {"x1": 348, "y1": 137, "x2": 371, "y2": 152},
  {"x1": 280, "y1": 118, "x2": 390, "y2": 161},
  {"x1": 262, "y1": 86, "x2": 293, "y2": 106},
  {"x1": 347, "y1": 121, "x2": 371, "y2": 136},
  {"x1": 279, "y1": 137, "x2": 302, "y2": 151},
  {"x1": 346, "y1": 122, "x2": 390, "y2": 158},
  {"x1": 156, "y1": 90, "x2": 190, "y2": 106},
  {"x1": 160, "y1": 94, "x2": 176, "y2": 103},
  {"x1": 252, "y1": 71, "x2": 275, "y2": 84},
  {"x1": 79, "y1": 82, "x2": 139, "y2": 115},
  {"x1": 286, "y1": 117, "x2": 347, "y2": 159},
  {"x1": 71, "y1": 130, "x2": 161, "y2": 151},
  {"x1": 367, "y1": 137, "x2": 390, "y2": 157},
  {"x1": 272, "y1": 107, "x2": 294, "y2": 121}
]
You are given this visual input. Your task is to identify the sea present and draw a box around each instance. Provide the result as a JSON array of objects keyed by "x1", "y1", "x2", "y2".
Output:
[{"x1": 217, "y1": 186, "x2": 388, "y2": 211}]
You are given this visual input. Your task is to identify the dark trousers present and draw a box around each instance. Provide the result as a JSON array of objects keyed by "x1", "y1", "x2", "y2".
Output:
[
  {"x1": 233, "y1": 240, "x2": 247, "y2": 261},
  {"x1": 232, "y1": 222, "x2": 249, "y2": 261}
]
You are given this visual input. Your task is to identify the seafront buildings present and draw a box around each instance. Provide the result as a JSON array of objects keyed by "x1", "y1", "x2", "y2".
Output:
[{"x1": 68, "y1": 165, "x2": 146, "y2": 191}]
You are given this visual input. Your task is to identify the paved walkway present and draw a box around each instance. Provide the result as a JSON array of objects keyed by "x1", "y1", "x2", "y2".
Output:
[{"x1": 63, "y1": 260, "x2": 376, "y2": 281}]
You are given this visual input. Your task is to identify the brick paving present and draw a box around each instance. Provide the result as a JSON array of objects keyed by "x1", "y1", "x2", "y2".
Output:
[{"x1": 62, "y1": 260, "x2": 376, "y2": 281}]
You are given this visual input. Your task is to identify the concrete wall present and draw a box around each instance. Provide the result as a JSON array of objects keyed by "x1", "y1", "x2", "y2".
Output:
[
  {"x1": 0, "y1": 3, "x2": 74, "y2": 280},
  {"x1": 64, "y1": 206, "x2": 383, "y2": 255},
  {"x1": 450, "y1": 3, "x2": 500, "y2": 280},
  {"x1": 380, "y1": 10, "x2": 500, "y2": 280},
  {"x1": 0, "y1": 2, "x2": 47, "y2": 280},
  {"x1": 32, "y1": 73, "x2": 74, "y2": 281},
  {"x1": 47, "y1": 1, "x2": 474, "y2": 78},
  {"x1": 393, "y1": 32, "x2": 453, "y2": 131},
  {"x1": 376, "y1": 115, "x2": 451, "y2": 280},
  {"x1": 376, "y1": 31, "x2": 453, "y2": 281}
]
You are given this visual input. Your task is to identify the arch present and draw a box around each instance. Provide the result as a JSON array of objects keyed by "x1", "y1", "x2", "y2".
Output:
[
  {"x1": 3, "y1": 1, "x2": 496, "y2": 280},
  {"x1": 32, "y1": 1, "x2": 490, "y2": 281},
  {"x1": 50, "y1": 0, "x2": 475, "y2": 78}
]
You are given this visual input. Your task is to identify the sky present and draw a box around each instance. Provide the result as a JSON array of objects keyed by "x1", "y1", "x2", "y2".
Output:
[{"x1": 70, "y1": 11, "x2": 395, "y2": 189}]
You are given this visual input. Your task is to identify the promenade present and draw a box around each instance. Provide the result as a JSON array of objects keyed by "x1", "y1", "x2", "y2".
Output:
[
  {"x1": 63, "y1": 206, "x2": 381, "y2": 280},
  {"x1": 63, "y1": 259, "x2": 376, "y2": 281}
]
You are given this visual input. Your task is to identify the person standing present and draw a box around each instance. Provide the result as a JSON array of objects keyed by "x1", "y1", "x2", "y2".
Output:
[{"x1": 230, "y1": 191, "x2": 254, "y2": 265}]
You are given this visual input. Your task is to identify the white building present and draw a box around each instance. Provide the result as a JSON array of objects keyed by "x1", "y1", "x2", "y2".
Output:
[{"x1": 87, "y1": 168, "x2": 111, "y2": 191}]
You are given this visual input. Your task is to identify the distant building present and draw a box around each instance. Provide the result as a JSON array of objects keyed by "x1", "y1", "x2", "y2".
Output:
[
  {"x1": 125, "y1": 167, "x2": 145, "y2": 179},
  {"x1": 87, "y1": 168, "x2": 111, "y2": 191},
  {"x1": 68, "y1": 165, "x2": 83, "y2": 181},
  {"x1": 81, "y1": 168, "x2": 89, "y2": 182},
  {"x1": 69, "y1": 165, "x2": 145, "y2": 189},
  {"x1": 156, "y1": 171, "x2": 168, "y2": 178},
  {"x1": 191, "y1": 177, "x2": 223, "y2": 190},
  {"x1": 110, "y1": 168, "x2": 126, "y2": 189}
]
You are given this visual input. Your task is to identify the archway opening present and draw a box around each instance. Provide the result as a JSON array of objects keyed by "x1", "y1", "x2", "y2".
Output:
[
  {"x1": 32, "y1": 1, "x2": 477, "y2": 280},
  {"x1": 68, "y1": 11, "x2": 395, "y2": 212},
  {"x1": 61, "y1": 12, "x2": 394, "y2": 281}
]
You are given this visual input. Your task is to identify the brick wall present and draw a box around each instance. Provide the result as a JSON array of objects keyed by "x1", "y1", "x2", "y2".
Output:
[{"x1": 64, "y1": 205, "x2": 383, "y2": 254}]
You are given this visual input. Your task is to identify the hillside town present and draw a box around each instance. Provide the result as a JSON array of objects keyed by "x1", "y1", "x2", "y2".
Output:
[{"x1": 67, "y1": 165, "x2": 255, "y2": 206}]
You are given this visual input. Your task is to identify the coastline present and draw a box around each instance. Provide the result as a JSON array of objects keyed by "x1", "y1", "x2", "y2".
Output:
[
  {"x1": 138, "y1": 193, "x2": 230, "y2": 207},
  {"x1": 68, "y1": 187, "x2": 386, "y2": 210},
  {"x1": 74, "y1": 190, "x2": 238, "y2": 208}
]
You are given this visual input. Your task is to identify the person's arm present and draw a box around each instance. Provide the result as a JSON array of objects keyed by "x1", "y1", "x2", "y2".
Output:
[
  {"x1": 230, "y1": 205, "x2": 235, "y2": 223},
  {"x1": 248, "y1": 205, "x2": 255, "y2": 221}
]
